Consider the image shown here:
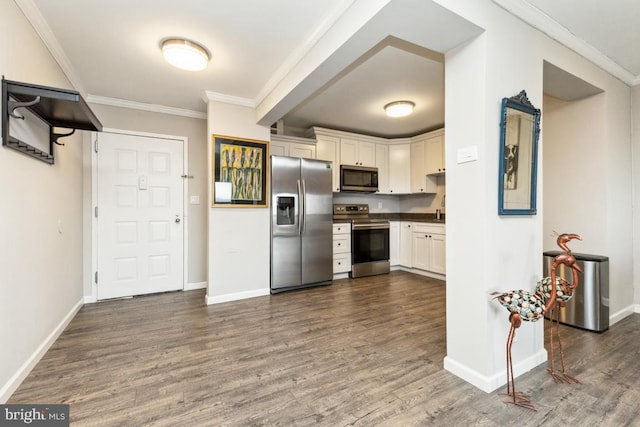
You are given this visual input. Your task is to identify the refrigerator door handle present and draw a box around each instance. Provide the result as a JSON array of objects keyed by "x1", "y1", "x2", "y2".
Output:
[
  {"x1": 301, "y1": 179, "x2": 307, "y2": 235},
  {"x1": 297, "y1": 179, "x2": 304, "y2": 235}
]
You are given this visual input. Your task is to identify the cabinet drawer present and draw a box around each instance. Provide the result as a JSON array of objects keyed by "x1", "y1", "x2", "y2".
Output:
[
  {"x1": 333, "y1": 223, "x2": 351, "y2": 235},
  {"x1": 333, "y1": 235, "x2": 350, "y2": 254},
  {"x1": 412, "y1": 223, "x2": 445, "y2": 235},
  {"x1": 333, "y1": 254, "x2": 351, "y2": 273}
]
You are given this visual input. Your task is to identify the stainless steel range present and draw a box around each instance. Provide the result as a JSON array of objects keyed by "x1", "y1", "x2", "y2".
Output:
[{"x1": 333, "y1": 204, "x2": 390, "y2": 278}]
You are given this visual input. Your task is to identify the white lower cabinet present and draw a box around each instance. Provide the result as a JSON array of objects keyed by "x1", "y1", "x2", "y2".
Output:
[
  {"x1": 332, "y1": 223, "x2": 351, "y2": 274},
  {"x1": 389, "y1": 221, "x2": 400, "y2": 266},
  {"x1": 411, "y1": 223, "x2": 446, "y2": 274},
  {"x1": 399, "y1": 222, "x2": 413, "y2": 267}
]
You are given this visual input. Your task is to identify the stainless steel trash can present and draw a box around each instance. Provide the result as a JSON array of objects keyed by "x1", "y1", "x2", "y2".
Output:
[{"x1": 543, "y1": 251, "x2": 609, "y2": 332}]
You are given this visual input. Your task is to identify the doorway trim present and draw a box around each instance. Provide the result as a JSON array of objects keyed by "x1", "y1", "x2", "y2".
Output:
[{"x1": 85, "y1": 127, "x2": 189, "y2": 303}]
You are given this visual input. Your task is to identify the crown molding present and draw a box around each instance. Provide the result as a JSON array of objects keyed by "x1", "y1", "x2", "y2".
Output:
[
  {"x1": 87, "y1": 95, "x2": 206, "y2": 120},
  {"x1": 492, "y1": 0, "x2": 638, "y2": 86},
  {"x1": 15, "y1": 0, "x2": 87, "y2": 94},
  {"x1": 202, "y1": 90, "x2": 256, "y2": 108}
]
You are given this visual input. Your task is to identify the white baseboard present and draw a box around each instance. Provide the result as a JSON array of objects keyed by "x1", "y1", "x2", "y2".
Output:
[
  {"x1": 83, "y1": 282, "x2": 207, "y2": 303},
  {"x1": 443, "y1": 348, "x2": 548, "y2": 393},
  {"x1": 185, "y1": 281, "x2": 207, "y2": 291},
  {"x1": 610, "y1": 304, "x2": 636, "y2": 326},
  {"x1": 0, "y1": 298, "x2": 83, "y2": 403},
  {"x1": 206, "y1": 288, "x2": 270, "y2": 305},
  {"x1": 391, "y1": 266, "x2": 446, "y2": 281}
]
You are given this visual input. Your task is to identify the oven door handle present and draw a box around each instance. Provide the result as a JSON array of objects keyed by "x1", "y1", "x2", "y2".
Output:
[{"x1": 352, "y1": 222, "x2": 390, "y2": 230}]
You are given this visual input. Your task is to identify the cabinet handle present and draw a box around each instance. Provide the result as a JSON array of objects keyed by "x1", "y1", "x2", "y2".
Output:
[{"x1": 338, "y1": 243, "x2": 341, "y2": 246}]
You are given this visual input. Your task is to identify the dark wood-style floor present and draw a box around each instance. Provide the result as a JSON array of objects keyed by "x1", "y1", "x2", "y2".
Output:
[{"x1": 9, "y1": 271, "x2": 640, "y2": 425}]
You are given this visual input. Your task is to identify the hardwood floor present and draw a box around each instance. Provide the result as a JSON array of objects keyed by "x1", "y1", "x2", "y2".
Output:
[{"x1": 9, "y1": 271, "x2": 640, "y2": 426}]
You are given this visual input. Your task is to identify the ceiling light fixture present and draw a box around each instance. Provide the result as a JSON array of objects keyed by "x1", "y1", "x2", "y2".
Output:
[
  {"x1": 384, "y1": 100, "x2": 415, "y2": 118},
  {"x1": 161, "y1": 38, "x2": 210, "y2": 71}
]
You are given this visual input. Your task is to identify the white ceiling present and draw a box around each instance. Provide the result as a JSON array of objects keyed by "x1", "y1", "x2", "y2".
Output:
[
  {"x1": 18, "y1": 0, "x2": 640, "y2": 139},
  {"x1": 525, "y1": 0, "x2": 640, "y2": 77}
]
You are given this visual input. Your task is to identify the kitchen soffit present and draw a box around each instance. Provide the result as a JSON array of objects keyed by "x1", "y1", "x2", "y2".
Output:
[{"x1": 282, "y1": 37, "x2": 445, "y2": 139}]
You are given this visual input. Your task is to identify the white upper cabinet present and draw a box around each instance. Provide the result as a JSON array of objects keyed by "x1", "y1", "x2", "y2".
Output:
[
  {"x1": 375, "y1": 143, "x2": 389, "y2": 194},
  {"x1": 307, "y1": 126, "x2": 443, "y2": 195},
  {"x1": 425, "y1": 129, "x2": 445, "y2": 175},
  {"x1": 410, "y1": 137, "x2": 427, "y2": 193},
  {"x1": 270, "y1": 135, "x2": 316, "y2": 159},
  {"x1": 315, "y1": 135, "x2": 340, "y2": 192},
  {"x1": 388, "y1": 144, "x2": 411, "y2": 194},
  {"x1": 340, "y1": 138, "x2": 375, "y2": 167}
]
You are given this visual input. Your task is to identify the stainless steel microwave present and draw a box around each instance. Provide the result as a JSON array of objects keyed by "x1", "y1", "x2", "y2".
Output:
[{"x1": 340, "y1": 165, "x2": 379, "y2": 192}]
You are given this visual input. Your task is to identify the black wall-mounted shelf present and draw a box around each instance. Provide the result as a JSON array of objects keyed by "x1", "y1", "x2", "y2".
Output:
[{"x1": 2, "y1": 78, "x2": 102, "y2": 164}]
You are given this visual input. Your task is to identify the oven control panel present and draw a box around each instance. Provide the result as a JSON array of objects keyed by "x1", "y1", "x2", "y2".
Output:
[{"x1": 333, "y1": 204, "x2": 369, "y2": 216}]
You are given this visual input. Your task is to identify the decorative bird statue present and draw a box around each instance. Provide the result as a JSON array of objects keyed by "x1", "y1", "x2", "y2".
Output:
[
  {"x1": 494, "y1": 233, "x2": 582, "y2": 410},
  {"x1": 536, "y1": 233, "x2": 582, "y2": 384}
]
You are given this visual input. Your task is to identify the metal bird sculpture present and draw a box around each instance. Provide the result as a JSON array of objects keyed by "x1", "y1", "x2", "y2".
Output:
[
  {"x1": 536, "y1": 233, "x2": 582, "y2": 383},
  {"x1": 494, "y1": 233, "x2": 582, "y2": 410}
]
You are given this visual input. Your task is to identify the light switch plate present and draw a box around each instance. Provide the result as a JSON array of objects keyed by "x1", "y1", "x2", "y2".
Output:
[
  {"x1": 190, "y1": 195, "x2": 201, "y2": 205},
  {"x1": 457, "y1": 146, "x2": 478, "y2": 164}
]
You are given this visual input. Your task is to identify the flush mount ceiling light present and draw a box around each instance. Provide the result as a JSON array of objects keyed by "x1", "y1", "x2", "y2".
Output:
[
  {"x1": 161, "y1": 38, "x2": 210, "y2": 71},
  {"x1": 384, "y1": 100, "x2": 415, "y2": 118}
]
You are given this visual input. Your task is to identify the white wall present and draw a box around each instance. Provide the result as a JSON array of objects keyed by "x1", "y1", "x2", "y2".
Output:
[
  {"x1": 437, "y1": 0, "x2": 633, "y2": 391},
  {"x1": 0, "y1": 1, "x2": 85, "y2": 401},
  {"x1": 86, "y1": 104, "x2": 208, "y2": 292},
  {"x1": 632, "y1": 86, "x2": 640, "y2": 309},
  {"x1": 542, "y1": 93, "x2": 635, "y2": 323},
  {"x1": 206, "y1": 101, "x2": 271, "y2": 303}
]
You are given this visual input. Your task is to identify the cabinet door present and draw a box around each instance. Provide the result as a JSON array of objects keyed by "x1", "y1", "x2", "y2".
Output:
[
  {"x1": 410, "y1": 139, "x2": 426, "y2": 192},
  {"x1": 288, "y1": 142, "x2": 316, "y2": 159},
  {"x1": 340, "y1": 138, "x2": 359, "y2": 166},
  {"x1": 270, "y1": 141, "x2": 287, "y2": 157},
  {"x1": 316, "y1": 137, "x2": 340, "y2": 192},
  {"x1": 399, "y1": 222, "x2": 413, "y2": 267},
  {"x1": 389, "y1": 221, "x2": 400, "y2": 266},
  {"x1": 358, "y1": 141, "x2": 376, "y2": 167},
  {"x1": 412, "y1": 232, "x2": 429, "y2": 270},
  {"x1": 429, "y1": 233, "x2": 446, "y2": 274},
  {"x1": 425, "y1": 135, "x2": 444, "y2": 175},
  {"x1": 375, "y1": 144, "x2": 389, "y2": 194},
  {"x1": 388, "y1": 144, "x2": 411, "y2": 194}
]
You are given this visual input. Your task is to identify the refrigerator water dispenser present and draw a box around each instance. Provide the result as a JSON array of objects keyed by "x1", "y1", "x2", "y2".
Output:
[{"x1": 276, "y1": 196, "x2": 295, "y2": 225}]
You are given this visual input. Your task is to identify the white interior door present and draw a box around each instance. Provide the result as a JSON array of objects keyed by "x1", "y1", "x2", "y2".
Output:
[{"x1": 97, "y1": 132, "x2": 184, "y2": 300}]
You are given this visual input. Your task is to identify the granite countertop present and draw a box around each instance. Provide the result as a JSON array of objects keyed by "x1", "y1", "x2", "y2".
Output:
[{"x1": 370, "y1": 213, "x2": 445, "y2": 224}]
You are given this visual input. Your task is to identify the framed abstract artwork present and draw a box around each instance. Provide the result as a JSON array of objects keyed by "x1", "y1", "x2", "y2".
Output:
[{"x1": 212, "y1": 135, "x2": 269, "y2": 207}]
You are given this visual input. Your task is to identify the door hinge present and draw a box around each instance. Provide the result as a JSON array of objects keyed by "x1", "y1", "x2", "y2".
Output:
[
  {"x1": 94, "y1": 206, "x2": 98, "y2": 218},
  {"x1": 94, "y1": 271, "x2": 98, "y2": 284}
]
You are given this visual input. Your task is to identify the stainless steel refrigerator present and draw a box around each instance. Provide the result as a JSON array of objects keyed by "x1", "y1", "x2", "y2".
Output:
[{"x1": 271, "y1": 156, "x2": 333, "y2": 293}]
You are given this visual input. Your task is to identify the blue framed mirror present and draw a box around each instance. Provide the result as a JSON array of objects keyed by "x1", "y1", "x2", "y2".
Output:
[{"x1": 498, "y1": 90, "x2": 540, "y2": 215}]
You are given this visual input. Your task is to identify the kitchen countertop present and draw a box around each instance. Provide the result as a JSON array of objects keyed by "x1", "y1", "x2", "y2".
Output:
[
  {"x1": 370, "y1": 213, "x2": 445, "y2": 224},
  {"x1": 333, "y1": 213, "x2": 445, "y2": 224}
]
